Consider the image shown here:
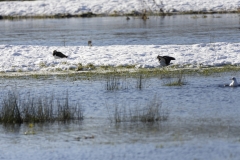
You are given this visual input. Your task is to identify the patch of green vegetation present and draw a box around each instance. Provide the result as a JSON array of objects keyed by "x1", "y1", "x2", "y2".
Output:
[
  {"x1": 80, "y1": 12, "x2": 97, "y2": 18},
  {"x1": 163, "y1": 70, "x2": 186, "y2": 86},
  {"x1": 31, "y1": 74, "x2": 40, "y2": 79},
  {"x1": 1, "y1": 64, "x2": 240, "y2": 81},
  {"x1": 61, "y1": 61, "x2": 68, "y2": 65},
  {"x1": 118, "y1": 64, "x2": 136, "y2": 69},
  {"x1": 69, "y1": 67, "x2": 76, "y2": 71},
  {"x1": 85, "y1": 63, "x2": 96, "y2": 70},
  {"x1": 109, "y1": 10, "x2": 119, "y2": 17},
  {"x1": 197, "y1": 65, "x2": 240, "y2": 76},
  {"x1": 39, "y1": 62, "x2": 47, "y2": 68},
  {"x1": 164, "y1": 79, "x2": 185, "y2": 86},
  {"x1": 0, "y1": 91, "x2": 84, "y2": 124},
  {"x1": 107, "y1": 95, "x2": 169, "y2": 123},
  {"x1": 0, "y1": 12, "x2": 97, "y2": 20},
  {"x1": 1, "y1": 10, "x2": 240, "y2": 20},
  {"x1": 55, "y1": 68, "x2": 63, "y2": 71},
  {"x1": 76, "y1": 63, "x2": 84, "y2": 71},
  {"x1": 99, "y1": 65, "x2": 112, "y2": 70}
]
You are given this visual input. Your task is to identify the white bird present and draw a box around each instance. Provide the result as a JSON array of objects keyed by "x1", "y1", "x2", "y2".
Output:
[
  {"x1": 229, "y1": 77, "x2": 238, "y2": 87},
  {"x1": 157, "y1": 55, "x2": 175, "y2": 67}
]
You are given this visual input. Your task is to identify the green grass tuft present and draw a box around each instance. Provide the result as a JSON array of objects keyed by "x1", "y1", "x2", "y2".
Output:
[
  {"x1": 107, "y1": 95, "x2": 169, "y2": 123},
  {"x1": 0, "y1": 91, "x2": 84, "y2": 124}
]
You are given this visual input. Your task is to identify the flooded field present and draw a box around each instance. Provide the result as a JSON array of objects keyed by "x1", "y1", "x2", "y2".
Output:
[
  {"x1": 1, "y1": 73, "x2": 240, "y2": 159},
  {"x1": 1, "y1": 13, "x2": 240, "y2": 159},
  {"x1": 1, "y1": 73, "x2": 240, "y2": 131}
]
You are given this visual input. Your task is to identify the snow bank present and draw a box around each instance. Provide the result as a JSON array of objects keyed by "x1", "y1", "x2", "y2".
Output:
[
  {"x1": 0, "y1": 42, "x2": 239, "y2": 72},
  {"x1": 0, "y1": 0, "x2": 239, "y2": 17}
]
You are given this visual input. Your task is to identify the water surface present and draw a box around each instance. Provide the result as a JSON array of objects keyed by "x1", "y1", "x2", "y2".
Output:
[{"x1": 0, "y1": 14, "x2": 239, "y2": 46}]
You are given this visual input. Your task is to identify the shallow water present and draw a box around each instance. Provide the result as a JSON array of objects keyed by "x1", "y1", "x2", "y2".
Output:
[
  {"x1": 1, "y1": 73, "x2": 240, "y2": 119},
  {"x1": 1, "y1": 74, "x2": 240, "y2": 160},
  {"x1": 0, "y1": 14, "x2": 239, "y2": 46},
  {"x1": 1, "y1": 74, "x2": 240, "y2": 120}
]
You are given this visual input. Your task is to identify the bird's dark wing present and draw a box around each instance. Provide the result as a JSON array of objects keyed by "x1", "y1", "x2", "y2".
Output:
[
  {"x1": 53, "y1": 50, "x2": 68, "y2": 58},
  {"x1": 59, "y1": 52, "x2": 68, "y2": 58},
  {"x1": 163, "y1": 56, "x2": 175, "y2": 60},
  {"x1": 163, "y1": 56, "x2": 175, "y2": 65}
]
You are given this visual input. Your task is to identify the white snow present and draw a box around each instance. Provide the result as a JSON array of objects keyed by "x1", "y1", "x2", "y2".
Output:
[
  {"x1": 0, "y1": 0, "x2": 239, "y2": 72},
  {"x1": 0, "y1": 42, "x2": 240, "y2": 72},
  {"x1": 1, "y1": 1, "x2": 240, "y2": 160},
  {"x1": 0, "y1": 0, "x2": 239, "y2": 17}
]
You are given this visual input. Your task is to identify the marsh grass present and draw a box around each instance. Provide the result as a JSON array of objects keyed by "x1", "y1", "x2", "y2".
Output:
[
  {"x1": 105, "y1": 73, "x2": 148, "y2": 91},
  {"x1": 198, "y1": 65, "x2": 240, "y2": 76},
  {"x1": 136, "y1": 74, "x2": 148, "y2": 90},
  {"x1": 1, "y1": 64, "x2": 240, "y2": 82},
  {"x1": 76, "y1": 63, "x2": 96, "y2": 71},
  {"x1": 163, "y1": 70, "x2": 186, "y2": 86},
  {"x1": 107, "y1": 96, "x2": 169, "y2": 123},
  {"x1": 105, "y1": 74, "x2": 129, "y2": 91},
  {"x1": 85, "y1": 63, "x2": 96, "y2": 70},
  {"x1": 1, "y1": 92, "x2": 23, "y2": 124},
  {"x1": 76, "y1": 63, "x2": 84, "y2": 71},
  {"x1": 136, "y1": 74, "x2": 143, "y2": 89},
  {"x1": 0, "y1": 91, "x2": 83, "y2": 124}
]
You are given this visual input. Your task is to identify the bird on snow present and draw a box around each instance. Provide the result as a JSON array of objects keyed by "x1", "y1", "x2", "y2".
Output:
[
  {"x1": 157, "y1": 55, "x2": 175, "y2": 67},
  {"x1": 53, "y1": 50, "x2": 68, "y2": 59},
  {"x1": 88, "y1": 40, "x2": 92, "y2": 47},
  {"x1": 228, "y1": 77, "x2": 238, "y2": 87}
]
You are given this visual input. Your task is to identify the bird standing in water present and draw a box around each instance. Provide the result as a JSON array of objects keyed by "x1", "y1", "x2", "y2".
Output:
[{"x1": 229, "y1": 77, "x2": 238, "y2": 87}]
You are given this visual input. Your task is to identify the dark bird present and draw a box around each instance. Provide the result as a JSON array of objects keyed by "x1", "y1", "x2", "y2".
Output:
[
  {"x1": 53, "y1": 50, "x2": 68, "y2": 59},
  {"x1": 157, "y1": 55, "x2": 175, "y2": 66},
  {"x1": 88, "y1": 40, "x2": 92, "y2": 47}
]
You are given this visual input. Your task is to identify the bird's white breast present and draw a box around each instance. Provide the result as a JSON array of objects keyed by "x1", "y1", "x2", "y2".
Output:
[{"x1": 230, "y1": 80, "x2": 238, "y2": 87}]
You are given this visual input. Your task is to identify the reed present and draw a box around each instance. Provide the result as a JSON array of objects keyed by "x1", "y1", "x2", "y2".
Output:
[
  {"x1": 107, "y1": 95, "x2": 169, "y2": 123},
  {"x1": 0, "y1": 91, "x2": 84, "y2": 124},
  {"x1": 163, "y1": 70, "x2": 186, "y2": 86}
]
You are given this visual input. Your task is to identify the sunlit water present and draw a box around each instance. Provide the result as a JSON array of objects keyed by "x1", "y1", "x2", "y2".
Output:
[
  {"x1": 1, "y1": 14, "x2": 240, "y2": 158},
  {"x1": 0, "y1": 73, "x2": 240, "y2": 145},
  {"x1": 0, "y1": 14, "x2": 240, "y2": 46}
]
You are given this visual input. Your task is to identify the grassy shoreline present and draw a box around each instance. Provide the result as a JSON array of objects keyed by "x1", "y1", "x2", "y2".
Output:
[
  {"x1": 0, "y1": 65, "x2": 240, "y2": 80},
  {"x1": 0, "y1": 10, "x2": 240, "y2": 20},
  {"x1": 0, "y1": 65, "x2": 239, "y2": 125}
]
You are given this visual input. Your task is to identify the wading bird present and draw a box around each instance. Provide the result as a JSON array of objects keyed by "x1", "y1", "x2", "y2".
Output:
[{"x1": 229, "y1": 77, "x2": 238, "y2": 87}]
